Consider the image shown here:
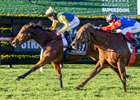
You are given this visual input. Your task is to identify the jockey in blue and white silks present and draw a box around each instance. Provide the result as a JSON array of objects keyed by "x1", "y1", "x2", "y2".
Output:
[{"x1": 101, "y1": 13, "x2": 140, "y2": 47}]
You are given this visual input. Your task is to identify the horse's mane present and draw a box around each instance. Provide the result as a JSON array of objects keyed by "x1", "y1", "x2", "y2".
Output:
[
  {"x1": 82, "y1": 23, "x2": 123, "y2": 36},
  {"x1": 25, "y1": 22, "x2": 55, "y2": 33},
  {"x1": 27, "y1": 22, "x2": 45, "y2": 30}
]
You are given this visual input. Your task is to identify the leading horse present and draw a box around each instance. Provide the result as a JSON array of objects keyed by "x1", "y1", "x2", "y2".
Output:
[
  {"x1": 71, "y1": 23, "x2": 140, "y2": 92},
  {"x1": 11, "y1": 22, "x2": 101, "y2": 89}
]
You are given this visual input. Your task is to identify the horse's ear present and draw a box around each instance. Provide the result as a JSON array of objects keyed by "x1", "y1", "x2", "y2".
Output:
[{"x1": 28, "y1": 22, "x2": 35, "y2": 27}]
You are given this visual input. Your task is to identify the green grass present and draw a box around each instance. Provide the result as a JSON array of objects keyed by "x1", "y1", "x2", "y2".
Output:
[
  {"x1": 0, "y1": 64, "x2": 140, "y2": 100},
  {"x1": 0, "y1": 0, "x2": 137, "y2": 16}
]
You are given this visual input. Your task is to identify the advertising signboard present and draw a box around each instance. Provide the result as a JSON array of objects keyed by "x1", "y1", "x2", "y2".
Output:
[
  {"x1": 14, "y1": 40, "x2": 41, "y2": 54},
  {"x1": 101, "y1": 0, "x2": 137, "y2": 16}
]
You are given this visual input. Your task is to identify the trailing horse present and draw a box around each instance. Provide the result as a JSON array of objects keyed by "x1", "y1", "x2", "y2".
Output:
[
  {"x1": 11, "y1": 22, "x2": 101, "y2": 89},
  {"x1": 71, "y1": 23, "x2": 140, "y2": 92}
]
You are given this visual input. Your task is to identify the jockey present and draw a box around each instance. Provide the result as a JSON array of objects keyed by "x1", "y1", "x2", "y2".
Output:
[
  {"x1": 45, "y1": 7, "x2": 80, "y2": 46},
  {"x1": 101, "y1": 13, "x2": 140, "y2": 47}
]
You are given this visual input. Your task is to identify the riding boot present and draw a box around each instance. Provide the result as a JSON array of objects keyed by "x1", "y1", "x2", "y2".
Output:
[
  {"x1": 64, "y1": 31, "x2": 72, "y2": 51},
  {"x1": 67, "y1": 34, "x2": 72, "y2": 45},
  {"x1": 67, "y1": 35, "x2": 73, "y2": 51},
  {"x1": 126, "y1": 32, "x2": 139, "y2": 47}
]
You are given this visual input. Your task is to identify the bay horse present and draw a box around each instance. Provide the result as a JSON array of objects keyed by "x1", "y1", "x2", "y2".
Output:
[
  {"x1": 71, "y1": 23, "x2": 140, "y2": 92},
  {"x1": 11, "y1": 22, "x2": 101, "y2": 89}
]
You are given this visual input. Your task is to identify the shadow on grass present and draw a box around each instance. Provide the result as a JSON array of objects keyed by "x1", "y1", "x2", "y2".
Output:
[{"x1": 128, "y1": 87, "x2": 140, "y2": 94}]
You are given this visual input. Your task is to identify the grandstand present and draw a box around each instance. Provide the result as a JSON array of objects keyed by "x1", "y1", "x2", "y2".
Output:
[{"x1": 0, "y1": 0, "x2": 137, "y2": 16}]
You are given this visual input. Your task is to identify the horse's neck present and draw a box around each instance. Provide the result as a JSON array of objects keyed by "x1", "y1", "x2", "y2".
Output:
[
  {"x1": 92, "y1": 30, "x2": 124, "y2": 49},
  {"x1": 33, "y1": 31, "x2": 59, "y2": 47},
  {"x1": 33, "y1": 31, "x2": 52, "y2": 46},
  {"x1": 92, "y1": 31, "x2": 107, "y2": 45}
]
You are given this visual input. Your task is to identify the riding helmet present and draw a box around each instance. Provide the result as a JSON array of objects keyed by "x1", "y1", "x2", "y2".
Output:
[{"x1": 106, "y1": 13, "x2": 116, "y2": 22}]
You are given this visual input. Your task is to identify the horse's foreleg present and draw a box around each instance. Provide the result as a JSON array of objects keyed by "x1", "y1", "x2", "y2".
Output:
[
  {"x1": 117, "y1": 59, "x2": 127, "y2": 92},
  {"x1": 16, "y1": 67, "x2": 35, "y2": 80},
  {"x1": 16, "y1": 56, "x2": 52, "y2": 81},
  {"x1": 52, "y1": 62, "x2": 63, "y2": 89},
  {"x1": 76, "y1": 61, "x2": 105, "y2": 90}
]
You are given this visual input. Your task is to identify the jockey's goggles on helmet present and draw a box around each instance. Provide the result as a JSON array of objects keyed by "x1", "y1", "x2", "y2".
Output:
[
  {"x1": 45, "y1": 7, "x2": 56, "y2": 17},
  {"x1": 48, "y1": 13, "x2": 54, "y2": 17},
  {"x1": 106, "y1": 13, "x2": 116, "y2": 23}
]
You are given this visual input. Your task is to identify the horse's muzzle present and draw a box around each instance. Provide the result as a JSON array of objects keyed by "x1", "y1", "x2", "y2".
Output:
[
  {"x1": 11, "y1": 40, "x2": 20, "y2": 48},
  {"x1": 71, "y1": 42, "x2": 76, "y2": 49},
  {"x1": 71, "y1": 42, "x2": 80, "y2": 50}
]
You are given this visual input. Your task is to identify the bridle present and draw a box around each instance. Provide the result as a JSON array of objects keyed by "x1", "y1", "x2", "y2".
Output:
[
  {"x1": 24, "y1": 25, "x2": 61, "y2": 47},
  {"x1": 31, "y1": 29, "x2": 43, "y2": 39},
  {"x1": 23, "y1": 26, "x2": 43, "y2": 40}
]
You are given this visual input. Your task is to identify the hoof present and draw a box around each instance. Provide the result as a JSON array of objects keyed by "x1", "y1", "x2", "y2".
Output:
[
  {"x1": 15, "y1": 77, "x2": 21, "y2": 81},
  {"x1": 126, "y1": 75, "x2": 132, "y2": 80},
  {"x1": 75, "y1": 85, "x2": 83, "y2": 90},
  {"x1": 128, "y1": 76, "x2": 132, "y2": 80}
]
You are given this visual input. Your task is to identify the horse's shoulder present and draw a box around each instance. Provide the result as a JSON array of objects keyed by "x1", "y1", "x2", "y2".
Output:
[{"x1": 44, "y1": 29, "x2": 57, "y2": 34}]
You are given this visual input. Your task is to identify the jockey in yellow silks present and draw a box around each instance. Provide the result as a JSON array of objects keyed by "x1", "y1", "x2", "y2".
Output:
[
  {"x1": 45, "y1": 7, "x2": 80, "y2": 46},
  {"x1": 100, "y1": 13, "x2": 140, "y2": 47}
]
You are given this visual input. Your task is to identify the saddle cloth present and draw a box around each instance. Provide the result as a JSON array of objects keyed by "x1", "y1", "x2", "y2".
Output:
[
  {"x1": 62, "y1": 34, "x2": 87, "y2": 55},
  {"x1": 68, "y1": 43, "x2": 87, "y2": 55}
]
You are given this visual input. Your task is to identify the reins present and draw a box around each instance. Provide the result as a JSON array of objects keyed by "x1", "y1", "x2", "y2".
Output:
[
  {"x1": 90, "y1": 27, "x2": 115, "y2": 52},
  {"x1": 29, "y1": 27, "x2": 62, "y2": 47},
  {"x1": 31, "y1": 30, "x2": 43, "y2": 39}
]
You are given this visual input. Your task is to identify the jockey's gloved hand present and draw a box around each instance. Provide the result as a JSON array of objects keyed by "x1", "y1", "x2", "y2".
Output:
[
  {"x1": 93, "y1": 26, "x2": 100, "y2": 30},
  {"x1": 56, "y1": 31, "x2": 62, "y2": 36}
]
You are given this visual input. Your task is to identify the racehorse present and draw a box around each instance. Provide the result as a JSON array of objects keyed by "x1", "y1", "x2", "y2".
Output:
[
  {"x1": 71, "y1": 23, "x2": 140, "y2": 92},
  {"x1": 11, "y1": 22, "x2": 101, "y2": 89}
]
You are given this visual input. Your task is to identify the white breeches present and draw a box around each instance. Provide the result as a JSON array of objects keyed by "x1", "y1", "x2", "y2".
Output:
[
  {"x1": 61, "y1": 16, "x2": 80, "y2": 32},
  {"x1": 67, "y1": 16, "x2": 80, "y2": 31},
  {"x1": 60, "y1": 16, "x2": 80, "y2": 47},
  {"x1": 118, "y1": 22, "x2": 140, "y2": 35}
]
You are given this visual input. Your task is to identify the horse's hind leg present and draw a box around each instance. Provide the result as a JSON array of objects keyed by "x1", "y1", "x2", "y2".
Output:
[
  {"x1": 117, "y1": 59, "x2": 127, "y2": 92},
  {"x1": 111, "y1": 67, "x2": 131, "y2": 80},
  {"x1": 52, "y1": 62, "x2": 63, "y2": 88},
  {"x1": 76, "y1": 61, "x2": 106, "y2": 90}
]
